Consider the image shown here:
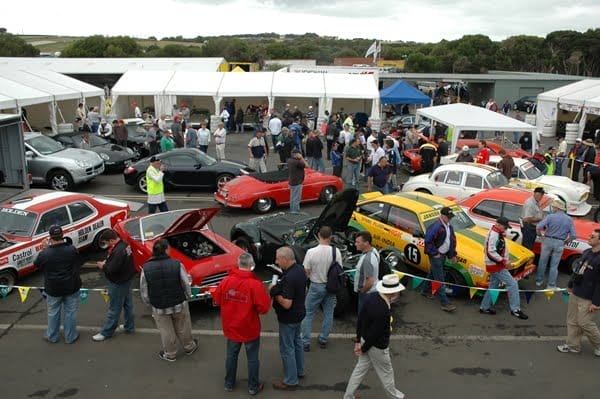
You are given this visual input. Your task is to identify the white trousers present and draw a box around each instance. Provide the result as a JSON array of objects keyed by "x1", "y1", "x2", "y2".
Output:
[
  {"x1": 343, "y1": 346, "x2": 404, "y2": 399},
  {"x1": 215, "y1": 143, "x2": 226, "y2": 161}
]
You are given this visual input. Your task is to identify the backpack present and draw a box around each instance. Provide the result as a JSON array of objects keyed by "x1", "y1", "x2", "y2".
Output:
[{"x1": 326, "y1": 245, "x2": 347, "y2": 294}]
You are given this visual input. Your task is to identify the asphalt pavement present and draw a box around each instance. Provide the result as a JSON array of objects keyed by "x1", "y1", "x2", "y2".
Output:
[{"x1": 1, "y1": 131, "x2": 599, "y2": 399}]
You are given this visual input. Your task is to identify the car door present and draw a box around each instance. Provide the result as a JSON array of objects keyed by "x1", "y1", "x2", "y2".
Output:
[
  {"x1": 501, "y1": 202, "x2": 524, "y2": 243},
  {"x1": 385, "y1": 205, "x2": 427, "y2": 269},
  {"x1": 161, "y1": 154, "x2": 199, "y2": 187},
  {"x1": 441, "y1": 170, "x2": 466, "y2": 199},
  {"x1": 464, "y1": 173, "x2": 484, "y2": 197},
  {"x1": 34, "y1": 206, "x2": 77, "y2": 244},
  {"x1": 67, "y1": 201, "x2": 98, "y2": 247}
]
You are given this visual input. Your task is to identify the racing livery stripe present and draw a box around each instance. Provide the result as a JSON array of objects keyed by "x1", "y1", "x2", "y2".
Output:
[
  {"x1": 398, "y1": 192, "x2": 446, "y2": 209},
  {"x1": 10, "y1": 192, "x2": 73, "y2": 210}
]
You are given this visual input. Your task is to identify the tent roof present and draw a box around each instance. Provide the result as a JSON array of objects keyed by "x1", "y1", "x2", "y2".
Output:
[
  {"x1": 417, "y1": 103, "x2": 536, "y2": 132},
  {"x1": 217, "y1": 72, "x2": 274, "y2": 97},
  {"x1": 559, "y1": 84, "x2": 600, "y2": 107},
  {"x1": 0, "y1": 93, "x2": 16, "y2": 110},
  {"x1": 537, "y1": 79, "x2": 600, "y2": 102},
  {"x1": 324, "y1": 74, "x2": 379, "y2": 99},
  {"x1": 164, "y1": 71, "x2": 224, "y2": 96},
  {"x1": 0, "y1": 76, "x2": 53, "y2": 107},
  {"x1": 25, "y1": 69, "x2": 103, "y2": 98},
  {"x1": 0, "y1": 69, "x2": 86, "y2": 101},
  {"x1": 380, "y1": 80, "x2": 431, "y2": 105},
  {"x1": 271, "y1": 72, "x2": 325, "y2": 98},
  {"x1": 111, "y1": 70, "x2": 176, "y2": 95}
]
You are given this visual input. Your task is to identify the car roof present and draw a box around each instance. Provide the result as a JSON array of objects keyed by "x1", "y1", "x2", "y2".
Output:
[
  {"x1": 23, "y1": 132, "x2": 45, "y2": 140},
  {"x1": 460, "y1": 187, "x2": 532, "y2": 204},
  {"x1": 360, "y1": 191, "x2": 457, "y2": 214},
  {"x1": 1, "y1": 191, "x2": 83, "y2": 212},
  {"x1": 435, "y1": 162, "x2": 499, "y2": 174}
]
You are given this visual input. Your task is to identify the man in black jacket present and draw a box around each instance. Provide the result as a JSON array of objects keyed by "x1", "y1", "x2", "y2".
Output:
[
  {"x1": 343, "y1": 274, "x2": 406, "y2": 399},
  {"x1": 34, "y1": 225, "x2": 83, "y2": 344},
  {"x1": 140, "y1": 239, "x2": 198, "y2": 362},
  {"x1": 92, "y1": 229, "x2": 136, "y2": 342}
]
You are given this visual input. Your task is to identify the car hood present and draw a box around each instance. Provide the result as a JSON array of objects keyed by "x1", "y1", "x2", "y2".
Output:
[
  {"x1": 402, "y1": 173, "x2": 433, "y2": 188},
  {"x1": 162, "y1": 208, "x2": 220, "y2": 237},
  {"x1": 54, "y1": 148, "x2": 103, "y2": 163},
  {"x1": 306, "y1": 188, "x2": 359, "y2": 239},
  {"x1": 457, "y1": 226, "x2": 534, "y2": 265},
  {"x1": 219, "y1": 159, "x2": 252, "y2": 170},
  {"x1": 533, "y1": 175, "x2": 589, "y2": 198},
  {"x1": 92, "y1": 145, "x2": 134, "y2": 161}
]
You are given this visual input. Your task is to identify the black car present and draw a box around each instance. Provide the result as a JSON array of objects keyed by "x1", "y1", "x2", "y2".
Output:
[
  {"x1": 53, "y1": 132, "x2": 135, "y2": 172},
  {"x1": 124, "y1": 148, "x2": 253, "y2": 193},
  {"x1": 513, "y1": 96, "x2": 537, "y2": 113}
]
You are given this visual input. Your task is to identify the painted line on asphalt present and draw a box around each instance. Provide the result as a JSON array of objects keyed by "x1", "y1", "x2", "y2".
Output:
[
  {"x1": 0, "y1": 324, "x2": 565, "y2": 341},
  {"x1": 104, "y1": 194, "x2": 216, "y2": 202}
]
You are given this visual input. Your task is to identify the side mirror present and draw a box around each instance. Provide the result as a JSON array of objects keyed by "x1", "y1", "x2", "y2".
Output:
[{"x1": 25, "y1": 150, "x2": 34, "y2": 158}]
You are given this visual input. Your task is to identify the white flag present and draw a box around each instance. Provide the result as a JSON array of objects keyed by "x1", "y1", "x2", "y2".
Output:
[
  {"x1": 377, "y1": 42, "x2": 382, "y2": 56},
  {"x1": 365, "y1": 41, "x2": 377, "y2": 57}
]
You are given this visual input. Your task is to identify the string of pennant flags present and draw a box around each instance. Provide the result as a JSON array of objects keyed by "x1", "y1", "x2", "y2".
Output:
[{"x1": 0, "y1": 268, "x2": 569, "y2": 305}]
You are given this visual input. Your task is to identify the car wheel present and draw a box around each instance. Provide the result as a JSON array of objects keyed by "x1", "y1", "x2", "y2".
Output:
[
  {"x1": 252, "y1": 198, "x2": 274, "y2": 214},
  {"x1": 415, "y1": 188, "x2": 432, "y2": 195},
  {"x1": 0, "y1": 270, "x2": 16, "y2": 296},
  {"x1": 216, "y1": 174, "x2": 234, "y2": 190},
  {"x1": 92, "y1": 229, "x2": 111, "y2": 251},
  {"x1": 564, "y1": 254, "x2": 581, "y2": 274},
  {"x1": 136, "y1": 174, "x2": 148, "y2": 193},
  {"x1": 48, "y1": 170, "x2": 74, "y2": 191},
  {"x1": 444, "y1": 267, "x2": 467, "y2": 297},
  {"x1": 132, "y1": 145, "x2": 142, "y2": 161},
  {"x1": 319, "y1": 186, "x2": 337, "y2": 204}
]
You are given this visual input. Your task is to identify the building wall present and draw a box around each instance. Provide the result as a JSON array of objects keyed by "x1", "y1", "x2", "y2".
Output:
[{"x1": 493, "y1": 80, "x2": 577, "y2": 104}]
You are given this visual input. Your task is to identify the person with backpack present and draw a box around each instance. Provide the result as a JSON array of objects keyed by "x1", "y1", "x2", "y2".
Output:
[
  {"x1": 300, "y1": 226, "x2": 342, "y2": 352},
  {"x1": 353, "y1": 231, "x2": 380, "y2": 313}
]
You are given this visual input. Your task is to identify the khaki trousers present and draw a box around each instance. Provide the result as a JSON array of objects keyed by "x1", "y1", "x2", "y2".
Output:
[
  {"x1": 152, "y1": 302, "x2": 195, "y2": 359},
  {"x1": 215, "y1": 143, "x2": 226, "y2": 161},
  {"x1": 343, "y1": 346, "x2": 404, "y2": 399},
  {"x1": 566, "y1": 294, "x2": 600, "y2": 351}
]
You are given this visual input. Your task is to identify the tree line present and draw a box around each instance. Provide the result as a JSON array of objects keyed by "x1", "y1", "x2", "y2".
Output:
[{"x1": 1, "y1": 29, "x2": 599, "y2": 76}]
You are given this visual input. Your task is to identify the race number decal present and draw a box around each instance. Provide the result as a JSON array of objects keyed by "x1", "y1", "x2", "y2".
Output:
[{"x1": 404, "y1": 244, "x2": 421, "y2": 265}]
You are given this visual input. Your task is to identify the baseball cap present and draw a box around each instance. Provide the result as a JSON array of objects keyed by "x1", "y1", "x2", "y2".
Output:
[
  {"x1": 462, "y1": 145, "x2": 470, "y2": 151},
  {"x1": 149, "y1": 156, "x2": 161, "y2": 163},
  {"x1": 49, "y1": 225, "x2": 63, "y2": 239},
  {"x1": 440, "y1": 206, "x2": 455, "y2": 218},
  {"x1": 496, "y1": 216, "x2": 510, "y2": 228},
  {"x1": 533, "y1": 187, "x2": 545, "y2": 194},
  {"x1": 576, "y1": 138, "x2": 582, "y2": 142}
]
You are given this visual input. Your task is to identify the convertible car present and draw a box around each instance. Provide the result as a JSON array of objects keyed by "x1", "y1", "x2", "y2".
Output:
[
  {"x1": 0, "y1": 191, "x2": 130, "y2": 294},
  {"x1": 458, "y1": 188, "x2": 599, "y2": 272},
  {"x1": 215, "y1": 169, "x2": 343, "y2": 213},
  {"x1": 114, "y1": 208, "x2": 244, "y2": 297},
  {"x1": 350, "y1": 191, "x2": 536, "y2": 294}
]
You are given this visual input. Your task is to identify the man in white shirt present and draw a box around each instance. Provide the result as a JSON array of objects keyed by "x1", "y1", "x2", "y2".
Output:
[
  {"x1": 158, "y1": 114, "x2": 168, "y2": 132},
  {"x1": 213, "y1": 122, "x2": 227, "y2": 161},
  {"x1": 133, "y1": 102, "x2": 142, "y2": 119},
  {"x1": 268, "y1": 114, "x2": 282, "y2": 151},
  {"x1": 220, "y1": 108, "x2": 230, "y2": 125},
  {"x1": 369, "y1": 140, "x2": 386, "y2": 167},
  {"x1": 196, "y1": 121, "x2": 211, "y2": 153}
]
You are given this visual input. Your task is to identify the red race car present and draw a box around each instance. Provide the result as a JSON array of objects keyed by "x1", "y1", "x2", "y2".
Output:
[
  {"x1": 215, "y1": 169, "x2": 344, "y2": 214},
  {"x1": 114, "y1": 208, "x2": 244, "y2": 297},
  {"x1": 402, "y1": 138, "x2": 531, "y2": 174},
  {"x1": 0, "y1": 190, "x2": 130, "y2": 294}
]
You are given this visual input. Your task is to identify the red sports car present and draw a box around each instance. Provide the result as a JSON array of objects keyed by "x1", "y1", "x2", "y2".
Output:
[
  {"x1": 215, "y1": 169, "x2": 344, "y2": 214},
  {"x1": 114, "y1": 208, "x2": 244, "y2": 297},
  {"x1": 0, "y1": 190, "x2": 130, "y2": 294},
  {"x1": 402, "y1": 138, "x2": 532, "y2": 174}
]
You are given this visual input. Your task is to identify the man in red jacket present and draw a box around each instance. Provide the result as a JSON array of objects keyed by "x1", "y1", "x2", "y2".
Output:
[{"x1": 213, "y1": 253, "x2": 271, "y2": 396}]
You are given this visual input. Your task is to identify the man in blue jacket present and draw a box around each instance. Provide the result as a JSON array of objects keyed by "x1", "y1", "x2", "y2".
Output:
[{"x1": 421, "y1": 206, "x2": 457, "y2": 312}]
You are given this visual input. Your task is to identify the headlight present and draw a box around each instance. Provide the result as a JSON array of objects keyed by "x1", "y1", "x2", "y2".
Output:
[
  {"x1": 100, "y1": 153, "x2": 110, "y2": 161},
  {"x1": 75, "y1": 160, "x2": 92, "y2": 168}
]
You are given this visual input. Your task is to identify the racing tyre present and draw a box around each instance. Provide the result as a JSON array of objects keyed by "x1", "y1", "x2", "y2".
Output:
[
  {"x1": 252, "y1": 198, "x2": 274, "y2": 214},
  {"x1": 136, "y1": 174, "x2": 147, "y2": 193},
  {"x1": 0, "y1": 270, "x2": 16, "y2": 296},
  {"x1": 216, "y1": 174, "x2": 234, "y2": 190},
  {"x1": 92, "y1": 229, "x2": 111, "y2": 251},
  {"x1": 444, "y1": 267, "x2": 468, "y2": 298},
  {"x1": 48, "y1": 170, "x2": 74, "y2": 191},
  {"x1": 319, "y1": 186, "x2": 337, "y2": 204}
]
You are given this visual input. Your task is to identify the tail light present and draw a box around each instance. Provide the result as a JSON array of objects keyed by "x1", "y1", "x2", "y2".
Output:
[{"x1": 125, "y1": 166, "x2": 137, "y2": 174}]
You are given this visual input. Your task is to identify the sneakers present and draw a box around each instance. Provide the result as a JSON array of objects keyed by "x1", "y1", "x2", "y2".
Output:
[
  {"x1": 318, "y1": 341, "x2": 327, "y2": 349},
  {"x1": 535, "y1": 281, "x2": 544, "y2": 287},
  {"x1": 185, "y1": 339, "x2": 199, "y2": 356},
  {"x1": 92, "y1": 333, "x2": 108, "y2": 342},
  {"x1": 158, "y1": 351, "x2": 176, "y2": 362},
  {"x1": 249, "y1": 382, "x2": 265, "y2": 396},
  {"x1": 440, "y1": 303, "x2": 457, "y2": 312},
  {"x1": 421, "y1": 292, "x2": 435, "y2": 300},
  {"x1": 556, "y1": 344, "x2": 580, "y2": 354},
  {"x1": 594, "y1": 348, "x2": 600, "y2": 357},
  {"x1": 117, "y1": 324, "x2": 135, "y2": 334},
  {"x1": 479, "y1": 308, "x2": 497, "y2": 315},
  {"x1": 511, "y1": 310, "x2": 529, "y2": 320},
  {"x1": 303, "y1": 344, "x2": 311, "y2": 352},
  {"x1": 224, "y1": 386, "x2": 234, "y2": 392}
]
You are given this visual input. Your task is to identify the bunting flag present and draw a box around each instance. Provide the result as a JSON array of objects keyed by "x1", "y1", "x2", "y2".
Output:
[
  {"x1": 469, "y1": 288, "x2": 478, "y2": 299},
  {"x1": 100, "y1": 289, "x2": 109, "y2": 303},
  {"x1": 18, "y1": 286, "x2": 30, "y2": 303},
  {"x1": 394, "y1": 271, "x2": 405, "y2": 280},
  {"x1": 431, "y1": 281, "x2": 442, "y2": 295},
  {"x1": 191, "y1": 287, "x2": 200, "y2": 297},
  {"x1": 38, "y1": 288, "x2": 47, "y2": 300},
  {"x1": 80, "y1": 289, "x2": 89, "y2": 304},
  {"x1": 561, "y1": 291, "x2": 570, "y2": 303},
  {"x1": 525, "y1": 291, "x2": 534, "y2": 304},
  {"x1": 410, "y1": 276, "x2": 423, "y2": 290},
  {"x1": 488, "y1": 289, "x2": 500, "y2": 305},
  {"x1": 544, "y1": 290, "x2": 555, "y2": 301}
]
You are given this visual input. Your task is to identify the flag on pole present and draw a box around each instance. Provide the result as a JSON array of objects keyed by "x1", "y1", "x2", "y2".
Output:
[
  {"x1": 365, "y1": 40, "x2": 377, "y2": 58},
  {"x1": 376, "y1": 41, "x2": 382, "y2": 56}
]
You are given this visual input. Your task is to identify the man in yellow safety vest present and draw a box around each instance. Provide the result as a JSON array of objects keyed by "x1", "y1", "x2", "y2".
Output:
[{"x1": 146, "y1": 156, "x2": 168, "y2": 214}]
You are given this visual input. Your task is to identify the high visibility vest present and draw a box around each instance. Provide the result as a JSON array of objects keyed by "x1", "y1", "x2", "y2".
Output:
[
  {"x1": 544, "y1": 152, "x2": 554, "y2": 175},
  {"x1": 146, "y1": 165, "x2": 163, "y2": 195}
]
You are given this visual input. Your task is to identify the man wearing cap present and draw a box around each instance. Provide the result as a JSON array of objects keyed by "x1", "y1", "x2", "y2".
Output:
[
  {"x1": 248, "y1": 128, "x2": 268, "y2": 173},
  {"x1": 536, "y1": 199, "x2": 577, "y2": 289},
  {"x1": 288, "y1": 149, "x2": 308, "y2": 212},
  {"x1": 456, "y1": 145, "x2": 474, "y2": 162},
  {"x1": 146, "y1": 156, "x2": 168, "y2": 214},
  {"x1": 421, "y1": 206, "x2": 457, "y2": 312},
  {"x1": 480, "y1": 217, "x2": 529, "y2": 319},
  {"x1": 520, "y1": 187, "x2": 547, "y2": 250},
  {"x1": 343, "y1": 274, "x2": 406, "y2": 399},
  {"x1": 34, "y1": 225, "x2": 83, "y2": 344}
]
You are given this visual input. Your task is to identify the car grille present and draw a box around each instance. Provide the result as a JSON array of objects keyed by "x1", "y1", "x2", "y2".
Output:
[
  {"x1": 201, "y1": 271, "x2": 229, "y2": 287},
  {"x1": 86, "y1": 163, "x2": 104, "y2": 176}
]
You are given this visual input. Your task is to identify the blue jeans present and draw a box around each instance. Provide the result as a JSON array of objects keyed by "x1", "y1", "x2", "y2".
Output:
[
  {"x1": 537, "y1": 237, "x2": 565, "y2": 287},
  {"x1": 480, "y1": 269, "x2": 520, "y2": 312},
  {"x1": 555, "y1": 158, "x2": 564, "y2": 175},
  {"x1": 345, "y1": 162, "x2": 361, "y2": 190},
  {"x1": 100, "y1": 279, "x2": 135, "y2": 337},
  {"x1": 421, "y1": 255, "x2": 449, "y2": 305},
  {"x1": 301, "y1": 282, "x2": 336, "y2": 346},
  {"x1": 225, "y1": 337, "x2": 260, "y2": 393},
  {"x1": 46, "y1": 291, "x2": 80, "y2": 343},
  {"x1": 521, "y1": 225, "x2": 537, "y2": 250},
  {"x1": 312, "y1": 157, "x2": 325, "y2": 173},
  {"x1": 278, "y1": 322, "x2": 304, "y2": 385},
  {"x1": 357, "y1": 292, "x2": 370, "y2": 315},
  {"x1": 289, "y1": 184, "x2": 302, "y2": 212}
]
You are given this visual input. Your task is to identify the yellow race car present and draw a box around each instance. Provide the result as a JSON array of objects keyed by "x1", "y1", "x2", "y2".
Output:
[{"x1": 350, "y1": 191, "x2": 536, "y2": 294}]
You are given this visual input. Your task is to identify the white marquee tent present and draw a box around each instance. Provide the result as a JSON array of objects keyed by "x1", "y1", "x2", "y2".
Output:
[{"x1": 416, "y1": 103, "x2": 537, "y2": 154}]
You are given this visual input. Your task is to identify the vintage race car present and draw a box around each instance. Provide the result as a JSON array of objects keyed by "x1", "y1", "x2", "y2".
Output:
[
  {"x1": 114, "y1": 208, "x2": 244, "y2": 297},
  {"x1": 487, "y1": 156, "x2": 591, "y2": 216},
  {"x1": 458, "y1": 187, "x2": 599, "y2": 272},
  {"x1": 215, "y1": 169, "x2": 344, "y2": 214},
  {"x1": 401, "y1": 163, "x2": 510, "y2": 201},
  {"x1": 350, "y1": 191, "x2": 536, "y2": 294},
  {"x1": 0, "y1": 191, "x2": 130, "y2": 294}
]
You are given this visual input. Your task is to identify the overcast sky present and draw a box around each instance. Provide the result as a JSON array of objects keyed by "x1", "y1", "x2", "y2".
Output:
[{"x1": 4, "y1": 0, "x2": 598, "y2": 43}]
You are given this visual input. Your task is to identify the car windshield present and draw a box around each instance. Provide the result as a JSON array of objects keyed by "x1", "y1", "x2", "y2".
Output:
[
  {"x1": 486, "y1": 171, "x2": 509, "y2": 188},
  {"x1": 26, "y1": 135, "x2": 64, "y2": 155},
  {"x1": 126, "y1": 124, "x2": 147, "y2": 138},
  {"x1": 197, "y1": 150, "x2": 217, "y2": 166},
  {"x1": 71, "y1": 134, "x2": 108, "y2": 147},
  {"x1": 0, "y1": 208, "x2": 38, "y2": 237},
  {"x1": 123, "y1": 210, "x2": 189, "y2": 241},
  {"x1": 521, "y1": 161, "x2": 542, "y2": 179},
  {"x1": 422, "y1": 208, "x2": 475, "y2": 232}
]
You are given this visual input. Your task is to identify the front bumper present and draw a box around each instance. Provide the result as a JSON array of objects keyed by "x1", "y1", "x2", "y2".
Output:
[{"x1": 71, "y1": 162, "x2": 105, "y2": 183}]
